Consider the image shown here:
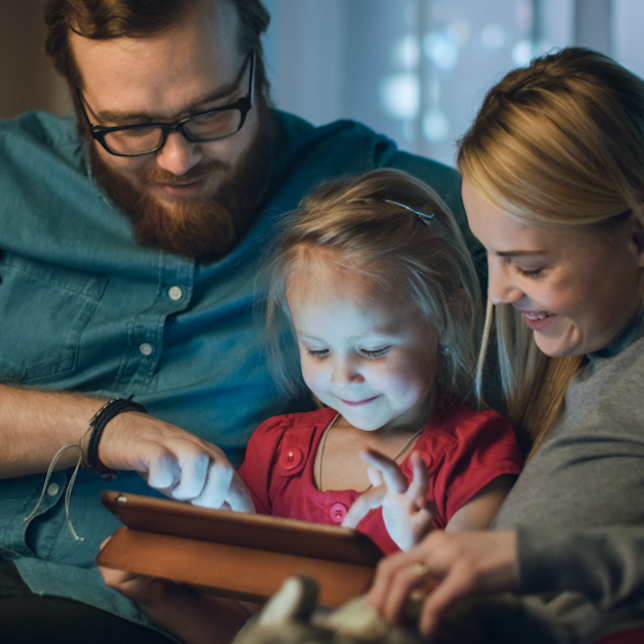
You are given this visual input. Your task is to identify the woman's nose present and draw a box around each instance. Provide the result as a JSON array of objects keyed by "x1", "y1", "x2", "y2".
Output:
[{"x1": 487, "y1": 258, "x2": 525, "y2": 305}]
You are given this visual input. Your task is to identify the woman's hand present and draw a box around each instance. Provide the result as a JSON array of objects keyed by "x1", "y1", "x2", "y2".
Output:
[
  {"x1": 366, "y1": 530, "x2": 519, "y2": 638},
  {"x1": 342, "y1": 449, "x2": 435, "y2": 550}
]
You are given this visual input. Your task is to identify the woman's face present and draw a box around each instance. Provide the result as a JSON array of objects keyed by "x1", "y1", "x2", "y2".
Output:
[{"x1": 463, "y1": 181, "x2": 644, "y2": 357}]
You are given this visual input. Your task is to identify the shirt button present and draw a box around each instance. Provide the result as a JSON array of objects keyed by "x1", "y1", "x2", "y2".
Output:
[
  {"x1": 168, "y1": 286, "x2": 183, "y2": 301},
  {"x1": 330, "y1": 502, "x2": 347, "y2": 523},
  {"x1": 278, "y1": 448, "x2": 303, "y2": 470},
  {"x1": 47, "y1": 483, "x2": 60, "y2": 496},
  {"x1": 139, "y1": 343, "x2": 153, "y2": 356}
]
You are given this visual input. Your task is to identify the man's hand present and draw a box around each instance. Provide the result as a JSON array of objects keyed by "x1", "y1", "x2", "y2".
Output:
[
  {"x1": 366, "y1": 530, "x2": 519, "y2": 638},
  {"x1": 342, "y1": 449, "x2": 435, "y2": 550},
  {"x1": 99, "y1": 562, "x2": 168, "y2": 605},
  {"x1": 98, "y1": 411, "x2": 255, "y2": 511},
  {"x1": 98, "y1": 537, "x2": 169, "y2": 605}
]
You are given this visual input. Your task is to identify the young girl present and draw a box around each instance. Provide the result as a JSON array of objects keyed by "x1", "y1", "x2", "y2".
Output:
[
  {"x1": 100, "y1": 168, "x2": 522, "y2": 643},
  {"x1": 238, "y1": 168, "x2": 521, "y2": 553}
]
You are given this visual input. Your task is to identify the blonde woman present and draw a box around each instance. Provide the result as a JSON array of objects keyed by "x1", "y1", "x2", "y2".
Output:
[{"x1": 367, "y1": 48, "x2": 644, "y2": 644}]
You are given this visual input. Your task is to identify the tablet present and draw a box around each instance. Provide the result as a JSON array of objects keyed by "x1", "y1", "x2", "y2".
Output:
[{"x1": 97, "y1": 491, "x2": 384, "y2": 606}]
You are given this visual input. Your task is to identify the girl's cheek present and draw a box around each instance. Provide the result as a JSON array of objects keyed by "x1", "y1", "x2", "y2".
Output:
[
  {"x1": 368, "y1": 364, "x2": 400, "y2": 389},
  {"x1": 304, "y1": 363, "x2": 330, "y2": 390}
]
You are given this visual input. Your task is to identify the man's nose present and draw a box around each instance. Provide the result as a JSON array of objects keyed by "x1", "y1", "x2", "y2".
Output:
[
  {"x1": 487, "y1": 258, "x2": 525, "y2": 305},
  {"x1": 154, "y1": 132, "x2": 203, "y2": 176}
]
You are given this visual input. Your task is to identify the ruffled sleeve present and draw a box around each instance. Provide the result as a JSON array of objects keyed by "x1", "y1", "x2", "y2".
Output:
[{"x1": 405, "y1": 402, "x2": 523, "y2": 528}]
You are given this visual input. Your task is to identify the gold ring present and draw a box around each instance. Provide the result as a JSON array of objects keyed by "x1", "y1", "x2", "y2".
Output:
[{"x1": 413, "y1": 561, "x2": 430, "y2": 577}]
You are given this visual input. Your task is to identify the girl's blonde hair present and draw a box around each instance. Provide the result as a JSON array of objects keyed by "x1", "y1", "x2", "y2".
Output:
[
  {"x1": 267, "y1": 168, "x2": 482, "y2": 404},
  {"x1": 457, "y1": 47, "x2": 644, "y2": 453}
]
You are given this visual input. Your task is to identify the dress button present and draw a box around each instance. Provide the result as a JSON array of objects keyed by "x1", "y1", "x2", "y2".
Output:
[
  {"x1": 330, "y1": 502, "x2": 347, "y2": 523},
  {"x1": 139, "y1": 343, "x2": 153, "y2": 356},
  {"x1": 278, "y1": 448, "x2": 303, "y2": 470},
  {"x1": 47, "y1": 483, "x2": 60, "y2": 496},
  {"x1": 168, "y1": 286, "x2": 183, "y2": 301}
]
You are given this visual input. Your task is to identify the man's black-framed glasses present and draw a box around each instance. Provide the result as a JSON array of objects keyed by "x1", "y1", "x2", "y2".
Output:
[{"x1": 77, "y1": 51, "x2": 255, "y2": 157}]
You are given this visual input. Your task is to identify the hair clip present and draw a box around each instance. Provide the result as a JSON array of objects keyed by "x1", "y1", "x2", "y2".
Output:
[{"x1": 384, "y1": 199, "x2": 435, "y2": 225}]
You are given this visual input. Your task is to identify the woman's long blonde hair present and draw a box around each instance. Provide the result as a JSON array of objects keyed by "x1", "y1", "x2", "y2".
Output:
[
  {"x1": 458, "y1": 47, "x2": 644, "y2": 454},
  {"x1": 267, "y1": 168, "x2": 482, "y2": 405}
]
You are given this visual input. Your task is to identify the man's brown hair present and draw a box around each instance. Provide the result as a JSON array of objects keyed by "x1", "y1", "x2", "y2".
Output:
[{"x1": 44, "y1": 0, "x2": 270, "y2": 94}]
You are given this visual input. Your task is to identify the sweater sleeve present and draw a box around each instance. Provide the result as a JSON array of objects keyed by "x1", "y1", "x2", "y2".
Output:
[{"x1": 518, "y1": 526, "x2": 644, "y2": 611}]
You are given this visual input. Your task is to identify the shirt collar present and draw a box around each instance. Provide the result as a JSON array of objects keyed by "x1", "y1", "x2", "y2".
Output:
[{"x1": 587, "y1": 307, "x2": 644, "y2": 361}]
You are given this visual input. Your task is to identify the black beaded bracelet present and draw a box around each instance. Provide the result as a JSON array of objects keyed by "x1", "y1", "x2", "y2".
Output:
[{"x1": 85, "y1": 397, "x2": 147, "y2": 477}]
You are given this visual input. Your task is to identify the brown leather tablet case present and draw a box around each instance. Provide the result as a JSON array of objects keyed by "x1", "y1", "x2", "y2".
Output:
[{"x1": 97, "y1": 491, "x2": 383, "y2": 607}]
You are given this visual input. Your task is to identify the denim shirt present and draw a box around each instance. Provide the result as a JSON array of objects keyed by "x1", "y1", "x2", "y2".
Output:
[{"x1": 0, "y1": 108, "x2": 470, "y2": 630}]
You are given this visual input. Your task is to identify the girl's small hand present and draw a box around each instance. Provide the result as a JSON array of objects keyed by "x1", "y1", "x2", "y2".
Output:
[{"x1": 342, "y1": 449, "x2": 436, "y2": 550}]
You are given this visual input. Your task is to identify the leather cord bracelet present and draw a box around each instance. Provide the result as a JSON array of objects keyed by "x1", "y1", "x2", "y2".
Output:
[{"x1": 83, "y1": 397, "x2": 147, "y2": 479}]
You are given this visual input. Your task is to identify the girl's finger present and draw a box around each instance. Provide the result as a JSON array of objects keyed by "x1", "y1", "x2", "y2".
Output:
[
  {"x1": 341, "y1": 484, "x2": 386, "y2": 528},
  {"x1": 361, "y1": 448, "x2": 408, "y2": 493},
  {"x1": 367, "y1": 464, "x2": 384, "y2": 487},
  {"x1": 406, "y1": 451, "x2": 429, "y2": 500}
]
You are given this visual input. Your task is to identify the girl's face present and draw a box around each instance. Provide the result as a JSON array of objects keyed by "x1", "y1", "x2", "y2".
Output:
[
  {"x1": 463, "y1": 181, "x2": 644, "y2": 357},
  {"x1": 286, "y1": 251, "x2": 438, "y2": 433}
]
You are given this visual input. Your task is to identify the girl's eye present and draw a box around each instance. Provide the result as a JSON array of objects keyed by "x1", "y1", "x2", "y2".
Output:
[
  {"x1": 306, "y1": 348, "x2": 328, "y2": 358},
  {"x1": 360, "y1": 347, "x2": 390, "y2": 358}
]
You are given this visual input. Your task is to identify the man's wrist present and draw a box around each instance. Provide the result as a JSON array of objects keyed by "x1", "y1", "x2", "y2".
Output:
[{"x1": 81, "y1": 397, "x2": 147, "y2": 479}]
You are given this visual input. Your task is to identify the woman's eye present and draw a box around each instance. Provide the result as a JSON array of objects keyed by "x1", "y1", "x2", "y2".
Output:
[
  {"x1": 361, "y1": 347, "x2": 390, "y2": 358},
  {"x1": 515, "y1": 266, "x2": 544, "y2": 279}
]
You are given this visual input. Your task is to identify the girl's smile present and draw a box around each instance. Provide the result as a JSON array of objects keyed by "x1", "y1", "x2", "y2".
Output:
[{"x1": 339, "y1": 395, "x2": 380, "y2": 407}]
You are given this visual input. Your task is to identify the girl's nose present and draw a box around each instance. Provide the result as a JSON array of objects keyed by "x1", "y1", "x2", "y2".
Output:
[
  {"x1": 331, "y1": 357, "x2": 364, "y2": 386},
  {"x1": 487, "y1": 257, "x2": 525, "y2": 305}
]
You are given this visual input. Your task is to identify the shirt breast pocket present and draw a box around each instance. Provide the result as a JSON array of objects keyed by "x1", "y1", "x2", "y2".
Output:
[{"x1": 0, "y1": 254, "x2": 107, "y2": 384}]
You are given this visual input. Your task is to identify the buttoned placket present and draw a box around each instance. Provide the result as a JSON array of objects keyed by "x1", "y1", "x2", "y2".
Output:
[{"x1": 113, "y1": 254, "x2": 195, "y2": 393}]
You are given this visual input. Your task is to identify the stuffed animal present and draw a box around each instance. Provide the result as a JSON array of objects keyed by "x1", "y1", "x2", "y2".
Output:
[{"x1": 234, "y1": 577, "x2": 567, "y2": 644}]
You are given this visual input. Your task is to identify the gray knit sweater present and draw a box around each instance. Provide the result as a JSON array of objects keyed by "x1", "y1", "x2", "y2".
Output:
[{"x1": 494, "y1": 313, "x2": 644, "y2": 642}]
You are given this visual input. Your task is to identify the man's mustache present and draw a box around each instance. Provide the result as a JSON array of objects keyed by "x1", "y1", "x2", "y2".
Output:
[{"x1": 140, "y1": 159, "x2": 230, "y2": 185}]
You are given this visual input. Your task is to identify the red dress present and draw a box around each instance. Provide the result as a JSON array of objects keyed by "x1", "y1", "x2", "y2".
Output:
[{"x1": 238, "y1": 399, "x2": 522, "y2": 554}]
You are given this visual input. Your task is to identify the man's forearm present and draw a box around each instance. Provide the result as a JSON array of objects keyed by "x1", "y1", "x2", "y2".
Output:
[
  {"x1": 0, "y1": 384, "x2": 108, "y2": 478},
  {"x1": 0, "y1": 384, "x2": 255, "y2": 510}
]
